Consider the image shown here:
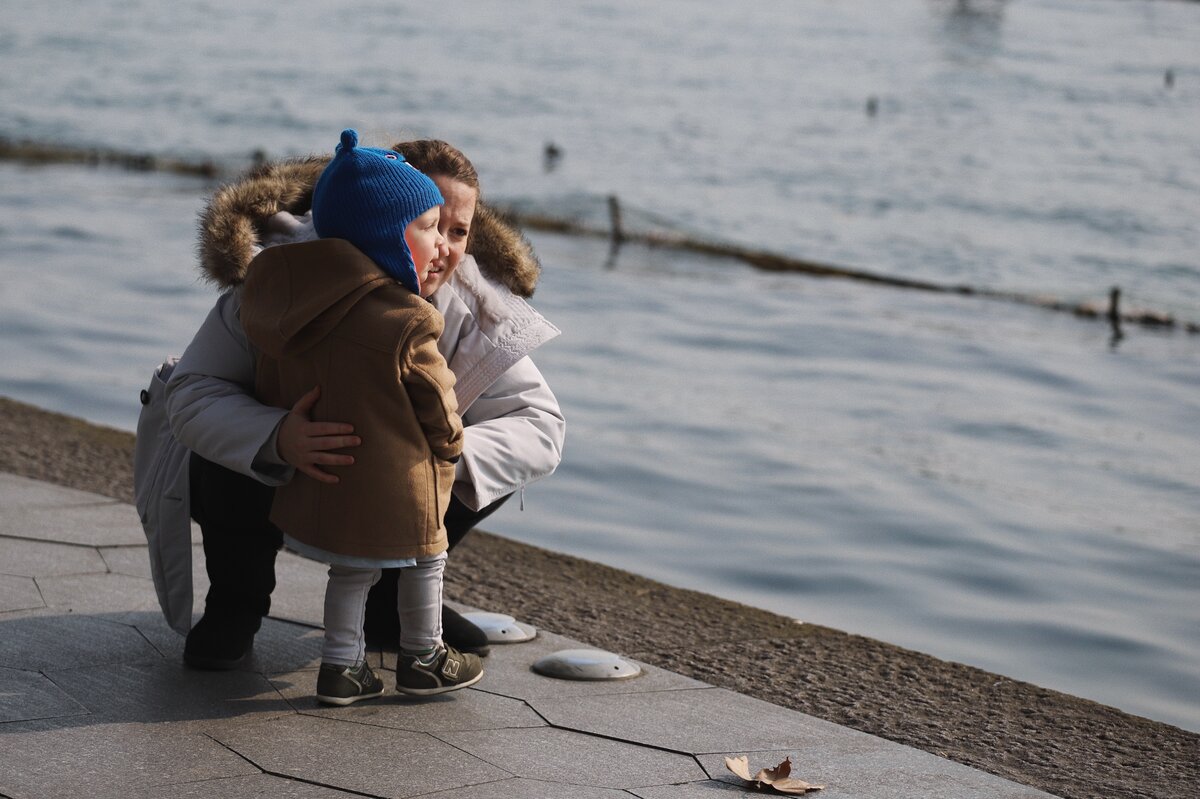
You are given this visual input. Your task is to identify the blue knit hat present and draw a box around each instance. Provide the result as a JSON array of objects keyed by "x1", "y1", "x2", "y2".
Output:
[{"x1": 312, "y1": 129, "x2": 444, "y2": 294}]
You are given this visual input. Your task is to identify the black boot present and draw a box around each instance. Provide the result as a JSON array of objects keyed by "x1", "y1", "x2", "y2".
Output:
[
  {"x1": 186, "y1": 453, "x2": 282, "y2": 670},
  {"x1": 362, "y1": 494, "x2": 513, "y2": 655},
  {"x1": 363, "y1": 570, "x2": 490, "y2": 656},
  {"x1": 184, "y1": 611, "x2": 262, "y2": 670},
  {"x1": 442, "y1": 605, "x2": 490, "y2": 656},
  {"x1": 363, "y1": 568, "x2": 401, "y2": 649}
]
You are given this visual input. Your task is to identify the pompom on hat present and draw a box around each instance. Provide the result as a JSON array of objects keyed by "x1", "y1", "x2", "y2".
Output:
[{"x1": 312, "y1": 129, "x2": 444, "y2": 294}]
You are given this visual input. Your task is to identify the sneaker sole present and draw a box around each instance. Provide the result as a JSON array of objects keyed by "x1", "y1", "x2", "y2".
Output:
[
  {"x1": 395, "y1": 670, "x2": 484, "y2": 696},
  {"x1": 315, "y1": 688, "x2": 385, "y2": 706}
]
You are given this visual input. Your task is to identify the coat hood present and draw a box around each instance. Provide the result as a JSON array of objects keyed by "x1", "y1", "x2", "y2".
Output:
[
  {"x1": 197, "y1": 155, "x2": 542, "y2": 297},
  {"x1": 240, "y1": 239, "x2": 395, "y2": 360}
]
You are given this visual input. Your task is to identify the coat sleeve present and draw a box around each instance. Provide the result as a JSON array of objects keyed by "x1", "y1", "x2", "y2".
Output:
[
  {"x1": 403, "y1": 314, "x2": 465, "y2": 463},
  {"x1": 165, "y1": 290, "x2": 293, "y2": 485},
  {"x1": 455, "y1": 356, "x2": 565, "y2": 510}
]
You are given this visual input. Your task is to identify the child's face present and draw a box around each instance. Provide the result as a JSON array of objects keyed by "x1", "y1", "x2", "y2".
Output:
[{"x1": 404, "y1": 207, "x2": 449, "y2": 291}]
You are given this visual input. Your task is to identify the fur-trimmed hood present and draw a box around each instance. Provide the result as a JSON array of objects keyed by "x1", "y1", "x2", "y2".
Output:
[{"x1": 197, "y1": 155, "x2": 542, "y2": 297}]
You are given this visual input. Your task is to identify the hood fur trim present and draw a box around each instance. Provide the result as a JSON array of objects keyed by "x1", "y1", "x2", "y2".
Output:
[
  {"x1": 197, "y1": 157, "x2": 326, "y2": 289},
  {"x1": 468, "y1": 203, "x2": 541, "y2": 298},
  {"x1": 197, "y1": 155, "x2": 542, "y2": 297}
]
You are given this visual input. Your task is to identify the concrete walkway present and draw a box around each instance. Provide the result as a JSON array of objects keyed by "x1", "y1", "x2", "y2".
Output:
[{"x1": 0, "y1": 472, "x2": 1056, "y2": 798}]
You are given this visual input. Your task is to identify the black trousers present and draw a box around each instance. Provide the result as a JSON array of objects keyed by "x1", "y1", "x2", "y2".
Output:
[{"x1": 189, "y1": 452, "x2": 511, "y2": 624}]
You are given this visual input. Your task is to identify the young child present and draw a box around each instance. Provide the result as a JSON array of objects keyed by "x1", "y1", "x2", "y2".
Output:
[{"x1": 239, "y1": 129, "x2": 483, "y2": 705}]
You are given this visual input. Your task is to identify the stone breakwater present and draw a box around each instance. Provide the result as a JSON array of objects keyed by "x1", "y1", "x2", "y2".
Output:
[
  {"x1": 0, "y1": 394, "x2": 1196, "y2": 799},
  {"x1": 3, "y1": 137, "x2": 1197, "y2": 338}
]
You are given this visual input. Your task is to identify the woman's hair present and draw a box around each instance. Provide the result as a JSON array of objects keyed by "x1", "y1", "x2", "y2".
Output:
[
  {"x1": 386, "y1": 139, "x2": 540, "y2": 297},
  {"x1": 391, "y1": 139, "x2": 480, "y2": 197}
]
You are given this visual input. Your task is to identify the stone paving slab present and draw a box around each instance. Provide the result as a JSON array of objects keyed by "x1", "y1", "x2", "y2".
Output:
[
  {"x1": 0, "y1": 471, "x2": 127, "y2": 509},
  {"x1": 438, "y1": 726, "x2": 708, "y2": 790},
  {"x1": 211, "y1": 714, "x2": 514, "y2": 797},
  {"x1": 46, "y1": 659, "x2": 291, "y2": 725},
  {"x1": 34, "y1": 570, "x2": 164, "y2": 618},
  {"x1": 419, "y1": 778, "x2": 633, "y2": 798},
  {"x1": 0, "y1": 614, "x2": 162, "y2": 671},
  {"x1": 0, "y1": 573, "x2": 42, "y2": 613},
  {"x1": 0, "y1": 499, "x2": 144, "y2": 546},
  {"x1": 0, "y1": 535, "x2": 108, "y2": 577},
  {"x1": 127, "y1": 773, "x2": 362, "y2": 799},
  {"x1": 0, "y1": 473, "x2": 144, "y2": 547},
  {"x1": 98, "y1": 543, "x2": 157, "y2": 578},
  {"x1": 630, "y1": 782, "x2": 758, "y2": 797},
  {"x1": 0, "y1": 666, "x2": 87, "y2": 724},
  {"x1": 0, "y1": 717, "x2": 261, "y2": 799},
  {"x1": 272, "y1": 667, "x2": 548, "y2": 732},
  {"x1": 0, "y1": 473, "x2": 1060, "y2": 798},
  {"x1": 535, "y1": 686, "x2": 833, "y2": 753}
]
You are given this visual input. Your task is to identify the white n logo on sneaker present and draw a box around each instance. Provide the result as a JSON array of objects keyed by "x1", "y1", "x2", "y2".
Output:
[{"x1": 442, "y1": 658, "x2": 461, "y2": 679}]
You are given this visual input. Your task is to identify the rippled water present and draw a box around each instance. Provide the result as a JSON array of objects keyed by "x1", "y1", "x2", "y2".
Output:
[
  {"x1": 508, "y1": 233, "x2": 1200, "y2": 732},
  {"x1": 1, "y1": 0, "x2": 1199, "y2": 731}
]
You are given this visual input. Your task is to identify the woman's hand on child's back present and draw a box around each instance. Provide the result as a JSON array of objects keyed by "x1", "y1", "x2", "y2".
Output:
[{"x1": 277, "y1": 385, "x2": 361, "y2": 484}]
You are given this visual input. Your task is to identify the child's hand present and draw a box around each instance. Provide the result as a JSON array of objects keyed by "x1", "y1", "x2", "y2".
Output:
[{"x1": 277, "y1": 385, "x2": 361, "y2": 484}]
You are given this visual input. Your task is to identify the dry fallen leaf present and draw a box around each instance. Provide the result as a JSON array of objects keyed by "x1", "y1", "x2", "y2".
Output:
[
  {"x1": 724, "y1": 754, "x2": 825, "y2": 794},
  {"x1": 766, "y1": 776, "x2": 824, "y2": 796},
  {"x1": 756, "y1": 756, "x2": 793, "y2": 783},
  {"x1": 725, "y1": 755, "x2": 754, "y2": 782}
]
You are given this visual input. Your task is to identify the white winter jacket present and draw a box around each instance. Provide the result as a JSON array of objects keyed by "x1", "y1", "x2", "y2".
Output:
[
  {"x1": 135, "y1": 156, "x2": 564, "y2": 632},
  {"x1": 167, "y1": 252, "x2": 564, "y2": 506}
]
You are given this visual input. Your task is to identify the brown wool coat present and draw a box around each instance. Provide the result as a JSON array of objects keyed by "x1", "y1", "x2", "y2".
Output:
[{"x1": 240, "y1": 238, "x2": 463, "y2": 561}]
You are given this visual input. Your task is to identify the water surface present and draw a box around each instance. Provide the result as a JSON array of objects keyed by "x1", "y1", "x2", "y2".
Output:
[{"x1": 1, "y1": 0, "x2": 1198, "y2": 731}]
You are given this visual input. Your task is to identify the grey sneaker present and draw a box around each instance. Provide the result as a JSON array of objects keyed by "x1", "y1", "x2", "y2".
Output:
[
  {"x1": 316, "y1": 661, "x2": 385, "y2": 706},
  {"x1": 396, "y1": 645, "x2": 484, "y2": 696}
]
